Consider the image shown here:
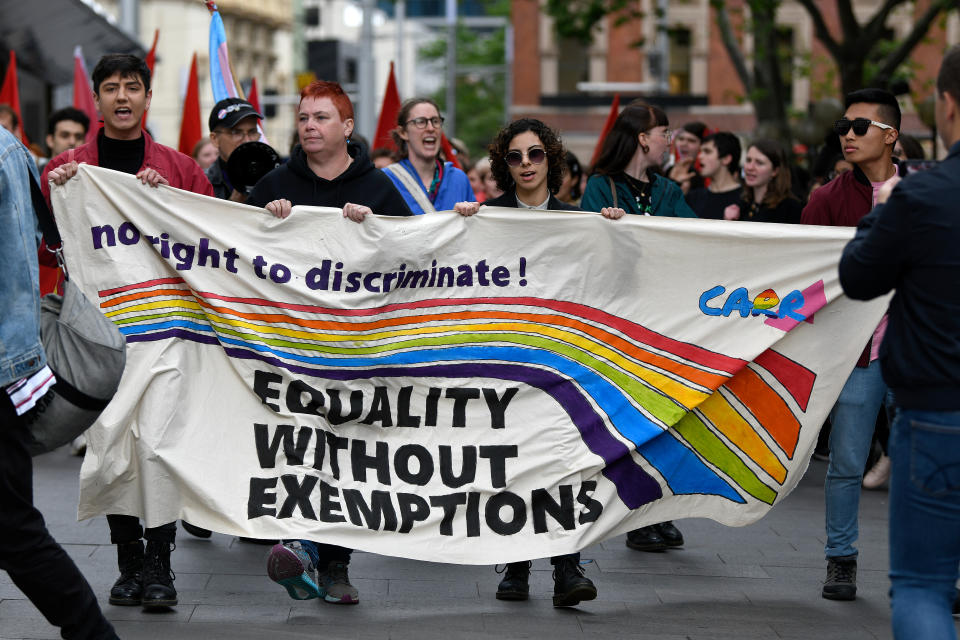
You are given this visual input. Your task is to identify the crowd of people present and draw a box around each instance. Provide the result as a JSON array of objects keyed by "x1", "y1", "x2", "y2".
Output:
[{"x1": 2, "y1": 44, "x2": 960, "y2": 640}]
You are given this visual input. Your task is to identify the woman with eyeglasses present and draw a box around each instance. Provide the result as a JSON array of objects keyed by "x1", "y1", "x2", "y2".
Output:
[
  {"x1": 723, "y1": 139, "x2": 801, "y2": 224},
  {"x1": 382, "y1": 98, "x2": 474, "y2": 214},
  {"x1": 453, "y1": 118, "x2": 621, "y2": 607},
  {"x1": 580, "y1": 100, "x2": 697, "y2": 218}
]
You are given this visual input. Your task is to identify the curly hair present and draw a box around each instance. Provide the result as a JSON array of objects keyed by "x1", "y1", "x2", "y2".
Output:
[{"x1": 487, "y1": 119, "x2": 565, "y2": 195}]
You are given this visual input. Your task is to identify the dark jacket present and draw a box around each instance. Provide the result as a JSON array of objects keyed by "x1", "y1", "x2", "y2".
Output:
[
  {"x1": 247, "y1": 142, "x2": 412, "y2": 216},
  {"x1": 839, "y1": 141, "x2": 960, "y2": 410},
  {"x1": 483, "y1": 191, "x2": 581, "y2": 212},
  {"x1": 205, "y1": 158, "x2": 232, "y2": 200},
  {"x1": 739, "y1": 196, "x2": 802, "y2": 224},
  {"x1": 580, "y1": 172, "x2": 696, "y2": 217}
]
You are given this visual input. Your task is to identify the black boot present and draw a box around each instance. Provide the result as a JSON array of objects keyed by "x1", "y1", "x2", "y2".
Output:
[
  {"x1": 625, "y1": 525, "x2": 668, "y2": 551},
  {"x1": 552, "y1": 557, "x2": 597, "y2": 607},
  {"x1": 109, "y1": 540, "x2": 144, "y2": 606},
  {"x1": 655, "y1": 521, "x2": 684, "y2": 547},
  {"x1": 495, "y1": 561, "x2": 531, "y2": 601},
  {"x1": 141, "y1": 540, "x2": 178, "y2": 609}
]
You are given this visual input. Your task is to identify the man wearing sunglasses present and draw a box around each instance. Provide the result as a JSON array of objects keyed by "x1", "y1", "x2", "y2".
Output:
[
  {"x1": 839, "y1": 45, "x2": 960, "y2": 639},
  {"x1": 801, "y1": 88, "x2": 902, "y2": 603}
]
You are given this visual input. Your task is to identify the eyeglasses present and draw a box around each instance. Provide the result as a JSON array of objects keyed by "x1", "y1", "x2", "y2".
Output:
[
  {"x1": 405, "y1": 116, "x2": 444, "y2": 129},
  {"x1": 833, "y1": 118, "x2": 894, "y2": 136},
  {"x1": 217, "y1": 127, "x2": 260, "y2": 141},
  {"x1": 504, "y1": 148, "x2": 546, "y2": 167}
]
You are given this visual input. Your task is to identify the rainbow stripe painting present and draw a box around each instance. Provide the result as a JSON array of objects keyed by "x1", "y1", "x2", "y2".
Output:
[{"x1": 99, "y1": 276, "x2": 815, "y2": 511}]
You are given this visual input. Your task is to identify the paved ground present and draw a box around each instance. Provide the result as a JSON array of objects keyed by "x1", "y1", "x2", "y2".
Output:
[{"x1": 1, "y1": 449, "x2": 912, "y2": 639}]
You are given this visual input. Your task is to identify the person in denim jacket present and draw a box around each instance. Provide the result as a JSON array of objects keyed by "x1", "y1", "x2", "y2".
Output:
[{"x1": 0, "y1": 125, "x2": 118, "y2": 639}]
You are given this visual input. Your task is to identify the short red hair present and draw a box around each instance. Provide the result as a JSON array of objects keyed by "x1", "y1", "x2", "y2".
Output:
[{"x1": 299, "y1": 80, "x2": 354, "y2": 122}]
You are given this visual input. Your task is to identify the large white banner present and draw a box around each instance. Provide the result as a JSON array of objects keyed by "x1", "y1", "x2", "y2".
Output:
[{"x1": 53, "y1": 166, "x2": 887, "y2": 564}]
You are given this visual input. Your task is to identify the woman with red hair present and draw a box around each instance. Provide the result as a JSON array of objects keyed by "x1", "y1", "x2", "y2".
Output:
[
  {"x1": 247, "y1": 80, "x2": 411, "y2": 221},
  {"x1": 251, "y1": 81, "x2": 411, "y2": 607}
]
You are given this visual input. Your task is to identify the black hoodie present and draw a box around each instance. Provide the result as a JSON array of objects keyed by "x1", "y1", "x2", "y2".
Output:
[{"x1": 247, "y1": 142, "x2": 413, "y2": 216}]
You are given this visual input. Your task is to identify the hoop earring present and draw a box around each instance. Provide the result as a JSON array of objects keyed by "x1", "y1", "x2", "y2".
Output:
[{"x1": 640, "y1": 143, "x2": 650, "y2": 154}]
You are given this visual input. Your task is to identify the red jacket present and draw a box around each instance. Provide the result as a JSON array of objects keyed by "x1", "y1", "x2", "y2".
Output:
[
  {"x1": 802, "y1": 163, "x2": 901, "y2": 366},
  {"x1": 801, "y1": 163, "x2": 903, "y2": 227},
  {"x1": 38, "y1": 130, "x2": 214, "y2": 278}
]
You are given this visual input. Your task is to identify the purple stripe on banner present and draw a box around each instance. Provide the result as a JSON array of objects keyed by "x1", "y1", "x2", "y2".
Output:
[{"x1": 127, "y1": 329, "x2": 663, "y2": 508}]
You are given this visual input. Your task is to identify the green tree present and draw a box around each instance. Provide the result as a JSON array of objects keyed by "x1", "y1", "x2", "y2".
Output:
[
  {"x1": 545, "y1": 0, "x2": 957, "y2": 135},
  {"x1": 418, "y1": 2, "x2": 510, "y2": 157}
]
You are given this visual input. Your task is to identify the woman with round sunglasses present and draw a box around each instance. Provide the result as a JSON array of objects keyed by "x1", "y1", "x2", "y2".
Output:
[
  {"x1": 454, "y1": 119, "x2": 621, "y2": 607},
  {"x1": 580, "y1": 100, "x2": 697, "y2": 219},
  {"x1": 382, "y1": 97, "x2": 474, "y2": 214},
  {"x1": 723, "y1": 139, "x2": 801, "y2": 223}
]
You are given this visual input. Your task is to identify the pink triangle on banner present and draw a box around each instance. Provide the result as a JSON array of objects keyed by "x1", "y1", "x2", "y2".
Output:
[{"x1": 764, "y1": 279, "x2": 827, "y2": 333}]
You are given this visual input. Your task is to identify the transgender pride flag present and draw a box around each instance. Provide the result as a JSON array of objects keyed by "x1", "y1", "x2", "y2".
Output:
[{"x1": 207, "y1": 2, "x2": 240, "y2": 102}]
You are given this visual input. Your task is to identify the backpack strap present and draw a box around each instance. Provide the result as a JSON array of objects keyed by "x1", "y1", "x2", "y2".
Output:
[{"x1": 606, "y1": 176, "x2": 618, "y2": 209}]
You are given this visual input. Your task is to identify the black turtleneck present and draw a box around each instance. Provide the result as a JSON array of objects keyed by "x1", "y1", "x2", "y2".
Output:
[{"x1": 98, "y1": 134, "x2": 145, "y2": 175}]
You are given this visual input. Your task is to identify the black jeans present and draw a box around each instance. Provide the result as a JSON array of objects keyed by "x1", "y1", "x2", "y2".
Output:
[
  {"x1": 106, "y1": 515, "x2": 176, "y2": 544},
  {"x1": 0, "y1": 398, "x2": 117, "y2": 640}
]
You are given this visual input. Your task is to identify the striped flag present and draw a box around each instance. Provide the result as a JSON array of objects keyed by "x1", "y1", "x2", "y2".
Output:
[{"x1": 207, "y1": 2, "x2": 242, "y2": 102}]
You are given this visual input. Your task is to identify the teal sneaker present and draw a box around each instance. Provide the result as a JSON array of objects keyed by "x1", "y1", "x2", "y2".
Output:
[{"x1": 267, "y1": 542, "x2": 321, "y2": 600}]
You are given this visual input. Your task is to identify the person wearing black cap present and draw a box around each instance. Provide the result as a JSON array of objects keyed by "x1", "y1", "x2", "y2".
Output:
[{"x1": 206, "y1": 97, "x2": 263, "y2": 200}]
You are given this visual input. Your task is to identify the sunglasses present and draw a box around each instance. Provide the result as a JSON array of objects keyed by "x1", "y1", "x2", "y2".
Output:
[
  {"x1": 833, "y1": 118, "x2": 894, "y2": 136},
  {"x1": 504, "y1": 147, "x2": 546, "y2": 167}
]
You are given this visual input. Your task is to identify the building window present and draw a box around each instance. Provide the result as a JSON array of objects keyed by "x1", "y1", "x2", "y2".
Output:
[
  {"x1": 668, "y1": 27, "x2": 692, "y2": 95},
  {"x1": 305, "y1": 7, "x2": 320, "y2": 27},
  {"x1": 556, "y1": 37, "x2": 589, "y2": 94}
]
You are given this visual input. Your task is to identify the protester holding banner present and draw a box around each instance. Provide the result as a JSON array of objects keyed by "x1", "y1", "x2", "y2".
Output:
[
  {"x1": 723, "y1": 140, "x2": 802, "y2": 223},
  {"x1": 839, "y1": 45, "x2": 960, "y2": 639},
  {"x1": 0, "y1": 125, "x2": 120, "y2": 640},
  {"x1": 251, "y1": 80, "x2": 410, "y2": 605},
  {"x1": 453, "y1": 118, "x2": 622, "y2": 606},
  {"x1": 44, "y1": 53, "x2": 214, "y2": 612},
  {"x1": 580, "y1": 100, "x2": 696, "y2": 220},
  {"x1": 801, "y1": 88, "x2": 902, "y2": 602},
  {"x1": 579, "y1": 100, "x2": 694, "y2": 551},
  {"x1": 684, "y1": 131, "x2": 742, "y2": 220},
  {"x1": 381, "y1": 98, "x2": 474, "y2": 214}
]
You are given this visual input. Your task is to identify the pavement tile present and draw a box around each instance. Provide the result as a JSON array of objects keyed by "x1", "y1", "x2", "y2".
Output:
[{"x1": 189, "y1": 604, "x2": 292, "y2": 624}]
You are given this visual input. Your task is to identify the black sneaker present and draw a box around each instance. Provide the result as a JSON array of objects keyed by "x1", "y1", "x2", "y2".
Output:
[
  {"x1": 552, "y1": 557, "x2": 597, "y2": 607},
  {"x1": 822, "y1": 555, "x2": 857, "y2": 601},
  {"x1": 495, "y1": 561, "x2": 531, "y2": 601},
  {"x1": 655, "y1": 521, "x2": 684, "y2": 547},
  {"x1": 141, "y1": 541, "x2": 178, "y2": 609},
  {"x1": 109, "y1": 540, "x2": 144, "y2": 606},
  {"x1": 625, "y1": 525, "x2": 668, "y2": 552}
]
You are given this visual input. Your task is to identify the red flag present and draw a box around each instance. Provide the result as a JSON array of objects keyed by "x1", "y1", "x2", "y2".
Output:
[
  {"x1": 590, "y1": 93, "x2": 620, "y2": 168},
  {"x1": 141, "y1": 29, "x2": 159, "y2": 130},
  {"x1": 72, "y1": 46, "x2": 100, "y2": 143},
  {"x1": 441, "y1": 134, "x2": 462, "y2": 170},
  {"x1": 178, "y1": 53, "x2": 202, "y2": 156},
  {"x1": 373, "y1": 61, "x2": 401, "y2": 152},
  {"x1": 0, "y1": 50, "x2": 28, "y2": 144},
  {"x1": 247, "y1": 76, "x2": 261, "y2": 113}
]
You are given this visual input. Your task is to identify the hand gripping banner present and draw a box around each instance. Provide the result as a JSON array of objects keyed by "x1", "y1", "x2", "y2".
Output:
[{"x1": 52, "y1": 166, "x2": 888, "y2": 564}]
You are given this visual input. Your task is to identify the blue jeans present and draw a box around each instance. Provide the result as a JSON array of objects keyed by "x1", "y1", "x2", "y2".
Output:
[
  {"x1": 889, "y1": 407, "x2": 960, "y2": 640},
  {"x1": 825, "y1": 360, "x2": 888, "y2": 558}
]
